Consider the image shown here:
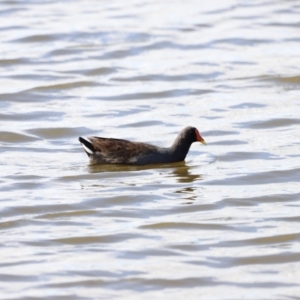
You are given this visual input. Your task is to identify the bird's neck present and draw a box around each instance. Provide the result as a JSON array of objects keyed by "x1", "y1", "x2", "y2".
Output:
[{"x1": 170, "y1": 136, "x2": 192, "y2": 160}]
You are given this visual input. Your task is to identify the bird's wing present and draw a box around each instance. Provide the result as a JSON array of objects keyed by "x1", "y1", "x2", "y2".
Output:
[{"x1": 88, "y1": 137, "x2": 158, "y2": 163}]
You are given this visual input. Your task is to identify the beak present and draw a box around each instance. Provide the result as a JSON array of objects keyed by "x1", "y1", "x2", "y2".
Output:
[{"x1": 195, "y1": 129, "x2": 207, "y2": 145}]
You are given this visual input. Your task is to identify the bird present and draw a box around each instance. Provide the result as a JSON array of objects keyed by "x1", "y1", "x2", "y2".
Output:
[{"x1": 78, "y1": 126, "x2": 206, "y2": 166}]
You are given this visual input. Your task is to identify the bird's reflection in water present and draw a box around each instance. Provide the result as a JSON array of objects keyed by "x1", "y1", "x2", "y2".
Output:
[
  {"x1": 87, "y1": 162, "x2": 203, "y2": 205},
  {"x1": 88, "y1": 161, "x2": 202, "y2": 182},
  {"x1": 88, "y1": 163, "x2": 144, "y2": 173},
  {"x1": 175, "y1": 187, "x2": 198, "y2": 205},
  {"x1": 170, "y1": 162, "x2": 202, "y2": 183},
  {"x1": 170, "y1": 163, "x2": 203, "y2": 205}
]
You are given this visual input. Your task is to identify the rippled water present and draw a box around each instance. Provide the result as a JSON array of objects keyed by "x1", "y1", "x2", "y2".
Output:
[{"x1": 1, "y1": 0, "x2": 300, "y2": 299}]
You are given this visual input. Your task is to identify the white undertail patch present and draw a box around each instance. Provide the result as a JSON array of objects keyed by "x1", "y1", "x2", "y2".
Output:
[{"x1": 80, "y1": 138, "x2": 94, "y2": 154}]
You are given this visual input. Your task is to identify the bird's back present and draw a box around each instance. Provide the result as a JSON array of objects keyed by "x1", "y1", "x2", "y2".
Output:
[{"x1": 79, "y1": 136, "x2": 159, "y2": 165}]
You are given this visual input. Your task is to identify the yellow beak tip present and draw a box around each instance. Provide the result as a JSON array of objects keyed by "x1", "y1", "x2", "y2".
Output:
[{"x1": 201, "y1": 140, "x2": 206, "y2": 145}]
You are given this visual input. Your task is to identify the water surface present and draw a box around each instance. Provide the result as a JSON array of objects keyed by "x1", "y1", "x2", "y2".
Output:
[{"x1": 1, "y1": 0, "x2": 300, "y2": 299}]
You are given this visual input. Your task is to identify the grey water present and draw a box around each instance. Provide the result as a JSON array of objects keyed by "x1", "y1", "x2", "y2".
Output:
[{"x1": 1, "y1": 0, "x2": 300, "y2": 299}]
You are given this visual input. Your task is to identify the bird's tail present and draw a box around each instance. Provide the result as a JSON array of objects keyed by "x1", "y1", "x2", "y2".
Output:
[{"x1": 79, "y1": 137, "x2": 95, "y2": 156}]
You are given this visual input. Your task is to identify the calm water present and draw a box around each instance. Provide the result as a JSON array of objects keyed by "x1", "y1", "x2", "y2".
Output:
[{"x1": 1, "y1": 0, "x2": 300, "y2": 299}]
